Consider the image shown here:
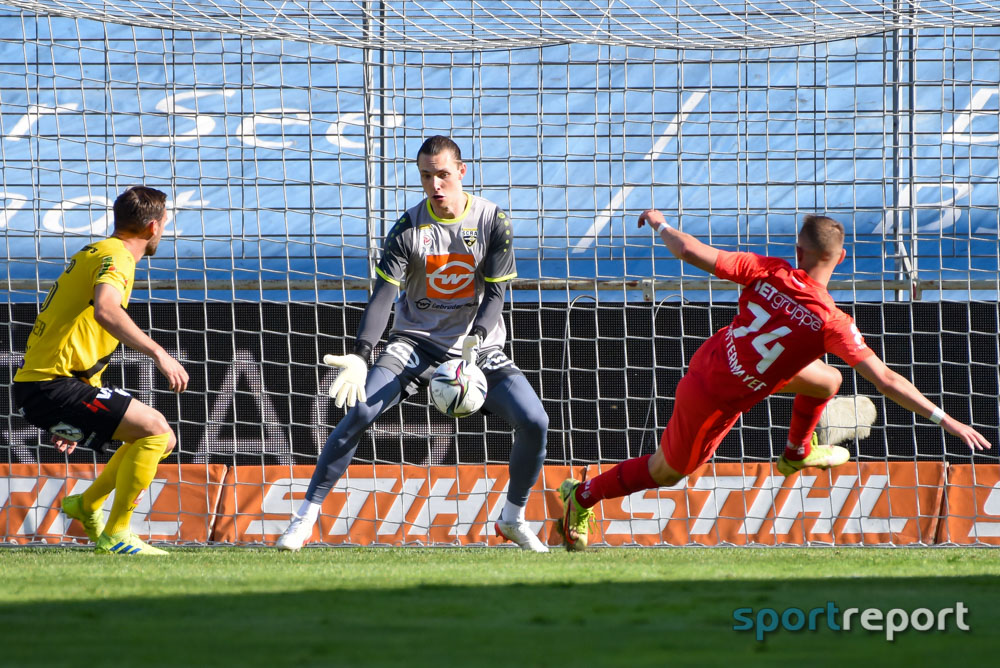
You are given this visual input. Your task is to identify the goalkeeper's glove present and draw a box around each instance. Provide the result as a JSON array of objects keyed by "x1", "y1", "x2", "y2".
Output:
[
  {"x1": 323, "y1": 353, "x2": 368, "y2": 408},
  {"x1": 461, "y1": 332, "x2": 482, "y2": 366}
]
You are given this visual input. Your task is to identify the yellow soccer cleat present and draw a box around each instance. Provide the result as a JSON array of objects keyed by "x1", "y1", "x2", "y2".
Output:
[
  {"x1": 777, "y1": 443, "x2": 851, "y2": 477},
  {"x1": 61, "y1": 494, "x2": 105, "y2": 543},
  {"x1": 556, "y1": 478, "x2": 595, "y2": 552},
  {"x1": 95, "y1": 531, "x2": 168, "y2": 556}
]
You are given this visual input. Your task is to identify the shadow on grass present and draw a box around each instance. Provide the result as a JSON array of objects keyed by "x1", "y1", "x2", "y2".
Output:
[{"x1": 1, "y1": 576, "x2": 997, "y2": 667}]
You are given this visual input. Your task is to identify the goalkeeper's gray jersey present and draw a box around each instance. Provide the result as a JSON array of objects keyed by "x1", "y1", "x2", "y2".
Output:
[{"x1": 374, "y1": 194, "x2": 516, "y2": 356}]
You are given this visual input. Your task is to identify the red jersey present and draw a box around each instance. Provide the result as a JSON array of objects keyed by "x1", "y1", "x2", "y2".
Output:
[{"x1": 691, "y1": 251, "x2": 874, "y2": 410}]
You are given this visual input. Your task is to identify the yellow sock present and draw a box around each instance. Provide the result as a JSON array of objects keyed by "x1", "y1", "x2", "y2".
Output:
[
  {"x1": 81, "y1": 444, "x2": 130, "y2": 513},
  {"x1": 103, "y1": 433, "x2": 171, "y2": 537}
]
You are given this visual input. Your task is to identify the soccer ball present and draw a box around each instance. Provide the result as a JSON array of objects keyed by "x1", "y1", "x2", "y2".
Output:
[{"x1": 429, "y1": 359, "x2": 488, "y2": 418}]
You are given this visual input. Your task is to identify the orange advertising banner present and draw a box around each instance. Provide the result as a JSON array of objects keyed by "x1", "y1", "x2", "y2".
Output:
[
  {"x1": 938, "y1": 464, "x2": 1000, "y2": 545},
  {"x1": 3, "y1": 461, "x2": 981, "y2": 546},
  {"x1": 212, "y1": 462, "x2": 946, "y2": 546},
  {"x1": 0, "y1": 463, "x2": 226, "y2": 544},
  {"x1": 212, "y1": 464, "x2": 562, "y2": 546},
  {"x1": 591, "y1": 461, "x2": 945, "y2": 546}
]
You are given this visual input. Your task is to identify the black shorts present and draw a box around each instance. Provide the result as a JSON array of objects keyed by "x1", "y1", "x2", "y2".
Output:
[{"x1": 12, "y1": 378, "x2": 132, "y2": 450}]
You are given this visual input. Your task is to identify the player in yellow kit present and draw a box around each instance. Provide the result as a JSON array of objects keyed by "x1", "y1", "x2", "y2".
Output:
[{"x1": 13, "y1": 186, "x2": 189, "y2": 555}]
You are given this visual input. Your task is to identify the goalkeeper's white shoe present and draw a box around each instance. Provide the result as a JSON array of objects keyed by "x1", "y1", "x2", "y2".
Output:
[
  {"x1": 816, "y1": 396, "x2": 878, "y2": 446},
  {"x1": 276, "y1": 514, "x2": 315, "y2": 551},
  {"x1": 495, "y1": 521, "x2": 549, "y2": 553}
]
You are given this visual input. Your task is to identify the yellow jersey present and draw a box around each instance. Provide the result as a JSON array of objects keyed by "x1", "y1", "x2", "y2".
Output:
[{"x1": 14, "y1": 237, "x2": 135, "y2": 387}]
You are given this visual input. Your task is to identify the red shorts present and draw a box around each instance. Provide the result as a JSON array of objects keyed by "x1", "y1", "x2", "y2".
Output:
[{"x1": 659, "y1": 370, "x2": 742, "y2": 476}]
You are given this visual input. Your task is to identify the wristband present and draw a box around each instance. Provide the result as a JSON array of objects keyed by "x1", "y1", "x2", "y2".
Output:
[
  {"x1": 928, "y1": 407, "x2": 945, "y2": 425},
  {"x1": 352, "y1": 340, "x2": 373, "y2": 362}
]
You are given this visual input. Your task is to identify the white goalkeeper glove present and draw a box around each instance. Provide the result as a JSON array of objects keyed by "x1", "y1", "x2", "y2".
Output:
[
  {"x1": 461, "y1": 333, "x2": 482, "y2": 366},
  {"x1": 323, "y1": 353, "x2": 368, "y2": 408}
]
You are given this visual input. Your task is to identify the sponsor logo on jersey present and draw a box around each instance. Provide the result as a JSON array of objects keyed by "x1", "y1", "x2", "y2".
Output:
[
  {"x1": 461, "y1": 227, "x2": 478, "y2": 247},
  {"x1": 425, "y1": 253, "x2": 476, "y2": 299},
  {"x1": 49, "y1": 422, "x2": 84, "y2": 442},
  {"x1": 97, "y1": 255, "x2": 117, "y2": 278},
  {"x1": 414, "y1": 298, "x2": 470, "y2": 311},
  {"x1": 755, "y1": 280, "x2": 822, "y2": 331}
]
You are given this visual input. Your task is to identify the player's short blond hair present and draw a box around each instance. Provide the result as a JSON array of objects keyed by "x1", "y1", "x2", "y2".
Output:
[{"x1": 798, "y1": 214, "x2": 845, "y2": 257}]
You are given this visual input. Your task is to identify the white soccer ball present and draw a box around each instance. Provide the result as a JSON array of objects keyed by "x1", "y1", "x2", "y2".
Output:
[{"x1": 429, "y1": 358, "x2": 488, "y2": 418}]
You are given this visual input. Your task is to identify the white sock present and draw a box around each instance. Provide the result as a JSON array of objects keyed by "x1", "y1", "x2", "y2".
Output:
[
  {"x1": 500, "y1": 500, "x2": 526, "y2": 524},
  {"x1": 296, "y1": 500, "x2": 321, "y2": 522}
]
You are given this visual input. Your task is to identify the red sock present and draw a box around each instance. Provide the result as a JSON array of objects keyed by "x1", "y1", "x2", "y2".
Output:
[
  {"x1": 574, "y1": 454, "x2": 659, "y2": 509},
  {"x1": 783, "y1": 394, "x2": 830, "y2": 460}
]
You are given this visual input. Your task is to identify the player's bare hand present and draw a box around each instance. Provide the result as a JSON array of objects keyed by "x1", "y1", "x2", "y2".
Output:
[
  {"x1": 638, "y1": 209, "x2": 669, "y2": 231},
  {"x1": 50, "y1": 434, "x2": 77, "y2": 455},
  {"x1": 942, "y1": 416, "x2": 992, "y2": 451},
  {"x1": 155, "y1": 352, "x2": 189, "y2": 393}
]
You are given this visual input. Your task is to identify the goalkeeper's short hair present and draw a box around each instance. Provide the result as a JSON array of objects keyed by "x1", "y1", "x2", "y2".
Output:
[{"x1": 417, "y1": 135, "x2": 463, "y2": 164}]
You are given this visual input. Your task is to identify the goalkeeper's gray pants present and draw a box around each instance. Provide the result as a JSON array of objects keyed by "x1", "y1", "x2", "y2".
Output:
[{"x1": 305, "y1": 364, "x2": 548, "y2": 508}]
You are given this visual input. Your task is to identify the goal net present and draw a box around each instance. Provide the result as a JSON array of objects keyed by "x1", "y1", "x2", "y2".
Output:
[{"x1": 1, "y1": 1, "x2": 998, "y2": 547}]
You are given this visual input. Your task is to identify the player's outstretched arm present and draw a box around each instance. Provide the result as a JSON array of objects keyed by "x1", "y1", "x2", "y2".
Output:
[
  {"x1": 638, "y1": 209, "x2": 720, "y2": 275},
  {"x1": 853, "y1": 355, "x2": 992, "y2": 451},
  {"x1": 93, "y1": 283, "x2": 189, "y2": 392}
]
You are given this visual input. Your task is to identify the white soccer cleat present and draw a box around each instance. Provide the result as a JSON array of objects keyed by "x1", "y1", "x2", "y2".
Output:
[
  {"x1": 816, "y1": 395, "x2": 877, "y2": 446},
  {"x1": 495, "y1": 520, "x2": 550, "y2": 553},
  {"x1": 275, "y1": 514, "x2": 315, "y2": 551}
]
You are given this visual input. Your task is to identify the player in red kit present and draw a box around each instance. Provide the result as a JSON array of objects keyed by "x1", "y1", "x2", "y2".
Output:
[{"x1": 556, "y1": 209, "x2": 992, "y2": 550}]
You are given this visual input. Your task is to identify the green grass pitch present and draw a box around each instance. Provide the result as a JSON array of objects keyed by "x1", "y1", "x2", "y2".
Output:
[{"x1": 1, "y1": 547, "x2": 998, "y2": 667}]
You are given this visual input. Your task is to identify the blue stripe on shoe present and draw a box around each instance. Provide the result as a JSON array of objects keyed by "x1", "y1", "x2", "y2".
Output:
[
  {"x1": 129, "y1": 546, "x2": 142, "y2": 554},
  {"x1": 112, "y1": 541, "x2": 125, "y2": 552}
]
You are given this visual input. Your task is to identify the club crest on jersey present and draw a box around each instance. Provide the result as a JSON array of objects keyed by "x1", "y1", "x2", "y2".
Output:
[{"x1": 461, "y1": 228, "x2": 478, "y2": 247}]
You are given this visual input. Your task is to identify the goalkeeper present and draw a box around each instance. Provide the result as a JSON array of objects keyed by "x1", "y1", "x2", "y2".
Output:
[
  {"x1": 556, "y1": 209, "x2": 992, "y2": 550},
  {"x1": 13, "y1": 186, "x2": 188, "y2": 555},
  {"x1": 276, "y1": 136, "x2": 549, "y2": 552}
]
